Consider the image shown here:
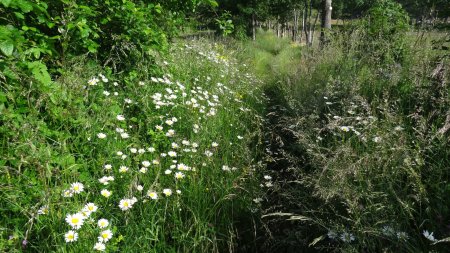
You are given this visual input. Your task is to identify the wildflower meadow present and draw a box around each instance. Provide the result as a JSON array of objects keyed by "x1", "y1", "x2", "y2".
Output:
[{"x1": 1, "y1": 0, "x2": 450, "y2": 252}]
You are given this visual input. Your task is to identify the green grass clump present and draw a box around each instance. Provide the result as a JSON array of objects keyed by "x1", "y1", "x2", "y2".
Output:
[
  {"x1": 0, "y1": 40, "x2": 264, "y2": 252},
  {"x1": 240, "y1": 30, "x2": 303, "y2": 80}
]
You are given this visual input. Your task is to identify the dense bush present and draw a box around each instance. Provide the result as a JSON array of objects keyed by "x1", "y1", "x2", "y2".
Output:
[{"x1": 363, "y1": 0, "x2": 410, "y2": 63}]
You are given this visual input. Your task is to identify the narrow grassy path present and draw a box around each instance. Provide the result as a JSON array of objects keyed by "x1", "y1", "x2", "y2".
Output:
[{"x1": 256, "y1": 85, "x2": 322, "y2": 253}]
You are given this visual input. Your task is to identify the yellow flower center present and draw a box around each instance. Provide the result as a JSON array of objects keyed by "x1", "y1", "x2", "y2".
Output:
[
  {"x1": 102, "y1": 233, "x2": 108, "y2": 239},
  {"x1": 68, "y1": 234, "x2": 74, "y2": 239},
  {"x1": 124, "y1": 202, "x2": 129, "y2": 207},
  {"x1": 71, "y1": 218, "x2": 79, "y2": 224},
  {"x1": 73, "y1": 186, "x2": 79, "y2": 191}
]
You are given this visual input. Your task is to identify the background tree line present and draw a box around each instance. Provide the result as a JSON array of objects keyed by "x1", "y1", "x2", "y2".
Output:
[{"x1": 205, "y1": 0, "x2": 450, "y2": 42}]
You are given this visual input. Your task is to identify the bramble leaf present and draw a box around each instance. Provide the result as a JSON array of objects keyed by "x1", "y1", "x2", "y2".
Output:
[{"x1": 0, "y1": 40, "x2": 14, "y2": 56}]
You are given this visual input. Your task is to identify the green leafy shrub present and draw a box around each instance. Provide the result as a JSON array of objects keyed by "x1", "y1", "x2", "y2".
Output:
[{"x1": 363, "y1": 0, "x2": 410, "y2": 63}]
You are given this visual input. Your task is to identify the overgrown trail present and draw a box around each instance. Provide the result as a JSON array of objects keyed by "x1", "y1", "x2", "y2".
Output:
[{"x1": 256, "y1": 85, "x2": 322, "y2": 253}]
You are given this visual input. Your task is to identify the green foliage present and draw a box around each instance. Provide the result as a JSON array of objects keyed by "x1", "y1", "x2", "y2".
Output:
[
  {"x1": 0, "y1": 0, "x2": 196, "y2": 91},
  {"x1": 360, "y1": 0, "x2": 410, "y2": 64},
  {"x1": 366, "y1": 0, "x2": 410, "y2": 38},
  {"x1": 215, "y1": 11, "x2": 234, "y2": 36}
]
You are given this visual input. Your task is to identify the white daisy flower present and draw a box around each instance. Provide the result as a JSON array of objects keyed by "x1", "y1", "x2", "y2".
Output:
[
  {"x1": 163, "y1": 189, "x2": 172, "y2": 197},
  {"x1": 65, "y1": 213, "x2": 85, "y2": 229},
  {"x1": 147, "y1": 191, "x2": 158, "y2": 200},
  {"x1": 93, "y1": 242, "x2": 106, "y2": 251},
  {"x1": 83, "y1": 203, "x2": 98, "y2": 213},
  {"x1": 98, "y1": 229, "x2": 113, "y2": 242},
  {"x1": 37, "y1": 205, "x2": 49, "y2": 215},
  {"x1": 166, "y1": 129, "x2": 175, "y2": 137},
  {"x1": 63, "y1": 189, "x2": 73, "y2": 198},
  {"x1": 97, "y1": 219, "x2": 109, "y2": 229},
  {"x1": 101, "y1": 189, "x2": 111, "y2": 198},
  {"x1": 175, "y1": 172, "x2": 185, "y2": 180},
  {"x1": 71, "y1": 182, "x2": 84, "y2": 194},
  {"x1": 97, "y1": 133, "x2": 107, "y2": 139},
  {"x1": 119, "y1": 166, "x2": 129, "y2": 173},
  {"x1": 119, "y1": 199, "x2": 133, "y2": 211},
  {"x1": 264, "y1": 175, "x2": 272, "y2": 180},
  {"x1": 64, "y1": 230, "x2": 78, "y2": 243},
  {"x1": 88, "y1": 77, "x2": 99, "y2": 86}
]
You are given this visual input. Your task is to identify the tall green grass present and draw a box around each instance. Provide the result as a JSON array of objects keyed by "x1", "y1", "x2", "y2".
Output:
[
  {"x1": 243, "y1": 29, "x2": 450, "y2": 252},
  {"x1": 0, "y1": 40, "x2": 264, "y2": 252},
  {"x1": 240, "y1": 29, "x2": 303, "y2": 79}
]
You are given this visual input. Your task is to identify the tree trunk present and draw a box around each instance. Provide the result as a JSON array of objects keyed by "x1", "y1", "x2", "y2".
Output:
[
  {"x1": 277, "y1": 22, "x2": 281, "y2": 37},
  {"x1": 293, "y1": 9, "x2": 299, "y2": 42},
  {"x1": 252, "y1": 14, "x2": 256, "y2": 41},
  {"x1": 310, "y1": 12, "x2": 319, "y2": 46},
  {"x1": 320, "y1": 0, "x2": 332, "y2": 46},
  {"x1": 300, "y1": 9, "x2": 305, "y2": 43}
]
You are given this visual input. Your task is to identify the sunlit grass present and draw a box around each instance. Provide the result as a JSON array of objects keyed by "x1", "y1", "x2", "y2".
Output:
[{"x1": 0, "y1": 40, "x2": 264, "y2": 252}]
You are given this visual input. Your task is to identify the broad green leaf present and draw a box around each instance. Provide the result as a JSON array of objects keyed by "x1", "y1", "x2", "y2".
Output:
[
  {"x1": 0, "y1": 40, "x2": 14, "y2": 56},
  {"x1": 0, "y1": 0, "x2": 12, "y2": 7},
  {"x1": 87, "y1": 44, "x2": 98, "y2": 53},
  {"x1": 27, "y1": 61, "x2": 52, "y2": 85},
  {"x1": 15, "y1": 0, "x2": 33, "y2": 13},
  {"x1": 1, "y1": 65, "x2": 18, "y2": 79},
  {"x1": 14, "y1": 12, "x2": 25, "y2": 19},
  {"x1": 209, "y1": 0, "x2": 219, "y2": 7},
  {"x1": 0, "y1": 91, "x2": 6, "y2": 102}
]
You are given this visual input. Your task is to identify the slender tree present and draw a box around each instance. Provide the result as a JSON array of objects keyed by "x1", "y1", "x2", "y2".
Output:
[{"x1": 320, "y1": 0, "x2": 332, "y2": 45}]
